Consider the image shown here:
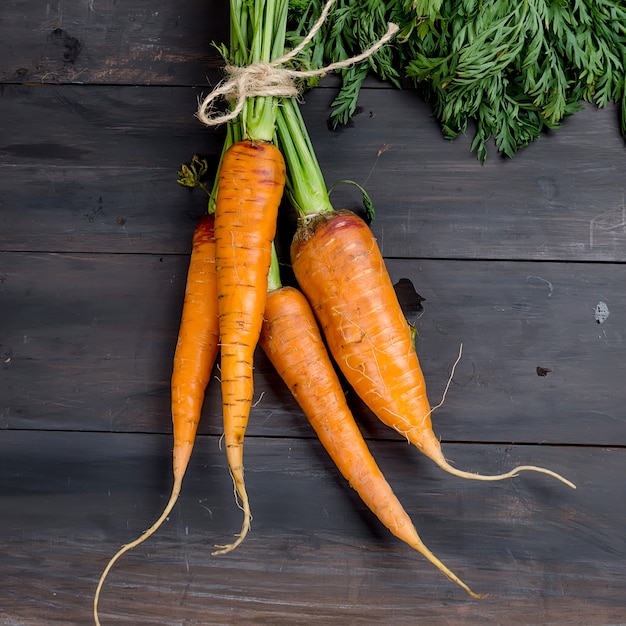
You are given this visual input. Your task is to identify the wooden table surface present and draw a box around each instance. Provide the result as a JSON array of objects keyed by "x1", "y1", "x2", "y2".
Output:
[{"x1": 2, "y1": 2, "x2": 625, "y2": 624}]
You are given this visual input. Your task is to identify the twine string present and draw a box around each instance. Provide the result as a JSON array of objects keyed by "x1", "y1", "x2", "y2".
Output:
[{"x1": 197, "y1": 0, "x2": 399, "y2": 127}]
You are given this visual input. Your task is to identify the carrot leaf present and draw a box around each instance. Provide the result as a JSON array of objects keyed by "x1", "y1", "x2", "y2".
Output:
[
  {"x1": 328, "y1": 179, "x2": 375, "y2": 223},
  {"x1": 177, "y1": 156, "x2": 212, "y2": 197},
  {"x1": 286, "y1": 0, "x2": 626, "y2": 161}
]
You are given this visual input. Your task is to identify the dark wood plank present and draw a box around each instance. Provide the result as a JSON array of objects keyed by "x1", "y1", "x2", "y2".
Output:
[
  {"x1": 0, "y1": 163, "x2": 213, "y2": 254},
  {"x1": 0, "y1": 84, "x2": 223, "y2": 169},
  {"x1": 0, "y1": 83, "x2": 224, "y2": 254},
  {"x1": 0, "y1": 0, "x2": 227, "y2": 86},
  {"x1": 2, "y1": 251, "x2": 624, "y2": 447},
  {"x1": 2, "y1": 1, "x2": 625, "y2": 622},
  {"x1": 304, "y1": 90, "x2": 626, "y2": 263},
  {"x1": 0, "y1": 430, "x2": 621, "y2": 625},
  {"x1": 2, "y1": 85, "x2": 625, "y2": 260},
  {"x1": 384, "y1": 258, "x2": 626, "y2": 447},
  {"x1": 0, "y1": 248, "x2": 305, "y2": 435}
]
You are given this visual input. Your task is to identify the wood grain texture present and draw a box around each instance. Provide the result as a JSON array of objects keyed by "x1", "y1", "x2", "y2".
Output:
[
  {"x1": 0, "y1": 0, "x2": 227, "y2": 85},
  {"x1": 0, "y1": 84, "x2": 222, "y2": 169},
  {"x1": 1, "y1": 0, "x2": 625, "y2": 623},
  {"x1": 0, "y1": 431, "x2": 621, "y2": 626},
  {"x1": 2, "y1": 85, "x2": 625, "y2": 260},
  {"x1": 303, "y1": 89, "x2": 626, "y2": 262},
  {"x1": 2, "y1": 252, "x2": 623, "y2": 447}
]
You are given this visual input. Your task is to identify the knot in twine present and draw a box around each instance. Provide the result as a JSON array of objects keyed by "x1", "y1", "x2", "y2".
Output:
[{"x1": 197, "y1": 0, "x2": 399, "y2": 127}]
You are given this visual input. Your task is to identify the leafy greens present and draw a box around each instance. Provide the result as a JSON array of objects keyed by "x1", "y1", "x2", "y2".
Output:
[{"x1": 287, "y1": 0, "x2": 626, "y2": 161}]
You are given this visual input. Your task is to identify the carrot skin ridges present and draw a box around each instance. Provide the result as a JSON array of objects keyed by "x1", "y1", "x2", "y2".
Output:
[
  {"x1": 94, "y1": 214, "x2": 220, "y2": 625},
  {"x1": 171, "y1": 213, "x2": 220, "y2": 481},
  {"x1": 259, "y1": 286, "x2": 417, "y2": 531},
  {"x1": 214, "y1": 139, "x2": 285, "y2": 553},
  {"x1": 291, "y1": 210, "x2": 575, "y2": 488},
  {"x1": 291, "y1": 209, "x2": 436, "y2": 452},
  {"x1": 259, "y1": 286, "x2": 482, "y2": 599}
]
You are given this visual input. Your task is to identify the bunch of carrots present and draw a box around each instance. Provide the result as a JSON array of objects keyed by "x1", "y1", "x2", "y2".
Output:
[{"x1": 93, "y1": 0, "x2": 576, "y2": 622}]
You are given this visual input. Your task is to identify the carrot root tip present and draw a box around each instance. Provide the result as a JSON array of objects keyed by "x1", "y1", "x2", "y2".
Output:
[
  {"x1": 435, "y1": 460, "x2": 576, "y2": 489},
  {"x1": 212, "y1": 513, "x2": 252, "y2": 556}
]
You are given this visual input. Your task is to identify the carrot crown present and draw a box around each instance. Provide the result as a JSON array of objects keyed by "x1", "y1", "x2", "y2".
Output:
[{"x1": 227, "y1": 0, "x2": 290, "y2": 142}]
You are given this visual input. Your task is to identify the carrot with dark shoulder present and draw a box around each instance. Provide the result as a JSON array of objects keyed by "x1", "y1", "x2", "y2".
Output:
[
  {"x1": 93, "y1": 213, "x2": 220, "y2": 625},
  {"x1": 277, "y1": 97, "x2": 575, "y2": 490},
  {"x1": 259, "y1": 269, "x2": 483, "y2": 598}
]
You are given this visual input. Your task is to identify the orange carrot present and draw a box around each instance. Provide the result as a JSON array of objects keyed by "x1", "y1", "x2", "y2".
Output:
[
  {"x1": 259, "y1": 284, "x2": 483, "y2": 598},
  {"x1": 93, "y1": 214, "x2": 220, "y2": 625},
  {"x1": 213, "y1": 138, "x2": 285, "y2": 554},
  {"x1": 291, "y1": 209, "x2": 575, "y2": 489}
]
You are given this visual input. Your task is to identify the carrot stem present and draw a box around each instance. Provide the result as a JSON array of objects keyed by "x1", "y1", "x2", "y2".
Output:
[
  {"x1": 275, "y1": 98, "x2": 333, "y2": 217},
  {"x1": 267, "y1": 243, "x2": 283, "y2": 292},
  {"x1": 229, "y1": 0, "x2": 290, "y2": 142}
]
